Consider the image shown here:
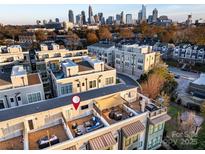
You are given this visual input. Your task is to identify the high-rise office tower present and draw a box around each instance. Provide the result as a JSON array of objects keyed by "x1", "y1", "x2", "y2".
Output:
[
  {"x1": 98, "y1": 12, "x2": 103, "y2": 23},
  {"x1": 68, "y1": 10, "x2": 74, "y2": 23},
  {"x1": 126, "y1": 14, "x2": 132, "y2": 24},
  {"x1": 81, "y1": 11, "x2": 86, "y2": 24},
  {"x1": 152, "y1": 8, "x2": 158, "y2": 23},
  {"x1": 120, "y1": 11, "x2": 124, "y2": 24},
  {"x1": 94, "y1": 14, "x2": 99, "y2": 23},
  {"x1": 116, "y1": 14, "x2": 121, "y2": 25},
  {"x1": 106, "y1": 16, "x2": 114, "y2": 25},
  {"x1": 138, "y1": 10, "x2": 142, "y2": 22},
  {"x1": 55, "y1": 18, "x2": 60, "y2": 23},
  {"x1": 88, "y1": 5, "x2": 93, "y2": 24},
  {"x1": 76, "y1": 14, "x2": 82, "y2": 25},
  {"x1": 141, "y1": 5, "x2": 146, "y2": 22}
]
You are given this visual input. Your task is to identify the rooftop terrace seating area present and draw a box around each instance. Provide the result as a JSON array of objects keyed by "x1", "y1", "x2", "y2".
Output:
[
  {"x1": 67, "y1": 113, "x2": 104, "y2": 138},
  {"x1": 28, "y1": 124, "x2": 68, "y2": 150}
]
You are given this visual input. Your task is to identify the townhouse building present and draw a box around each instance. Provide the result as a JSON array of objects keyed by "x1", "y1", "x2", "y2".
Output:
[
  {"x1": 0, "y1": 65, "x2": 45, "y2": 110},
  {"x1": 0, "y1": 45, "x2": 24, "y2": 65},
  {"x1": 0, "y1": 84, "x2": 170, "y2": 150},
  {"x1": 30, "y1": 43, "x2": 89, "y2": 98},
  {"x1": 49, "y1": 56, "x2": 116, "y2": 97},
  {"x1": 87, "y1": 42, "x2": 115, "y2": 67},
  {"x1": 88, "y1": 42, "x2": 159, "y2": 79},
  {"x1": 114, "y1": 44, "x2": 157, "y2": 79},
  {"x1": 173, "y1": 44, "x2": 205, "y2": 64}
]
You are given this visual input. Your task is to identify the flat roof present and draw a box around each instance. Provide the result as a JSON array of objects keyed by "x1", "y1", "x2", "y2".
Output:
[
  {"x1": 0, "y1": 68, "x2": 12, "y2": 86},
  {"x1": 77, "y1": 61, "x2": 93, "y2": 72},
  {"x1": 0, "y1": 84, "x2": 136, "y2": 122},
  {"x1": 27, "y1": 73, "x2": 41, "y2": 85}
]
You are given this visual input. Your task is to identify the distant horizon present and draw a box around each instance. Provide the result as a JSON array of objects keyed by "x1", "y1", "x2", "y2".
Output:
[{"x1": 0, "y1": 4, "x2": 205, "y2": 25}]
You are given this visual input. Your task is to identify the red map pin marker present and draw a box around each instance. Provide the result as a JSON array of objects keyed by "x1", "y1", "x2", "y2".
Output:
[{"x1": 72, "y1": 95, "x2": 81, "y2": 110}]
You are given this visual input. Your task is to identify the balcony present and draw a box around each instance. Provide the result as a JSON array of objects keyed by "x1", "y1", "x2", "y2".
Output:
[
  {"x1": 67, "y1": 113, "x2": 104, "y2": 138},
  {"x1": 0, "y1": 135, "x2": 24, "y2": 150},
  {"x1": 28, "y1": 121, "x2": 69, "y2": 149}
]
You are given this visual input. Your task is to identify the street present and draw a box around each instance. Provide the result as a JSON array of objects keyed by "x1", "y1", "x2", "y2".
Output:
[
  {"x1": 168, "y1": 66, "x2": 200, "y2": 94},
  {"x1": 117, "y1": 73, "x2": 139, "y2": 87}
]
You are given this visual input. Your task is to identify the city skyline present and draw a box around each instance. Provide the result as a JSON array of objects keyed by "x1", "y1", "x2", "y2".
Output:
[{"x1": 0, "y1": 4, "x2": 205, "y2": 25}]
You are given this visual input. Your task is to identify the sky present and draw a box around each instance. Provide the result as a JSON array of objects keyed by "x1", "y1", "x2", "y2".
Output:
[{"x1": 0, "y1": 4, "x2": 205, "y2": 25}]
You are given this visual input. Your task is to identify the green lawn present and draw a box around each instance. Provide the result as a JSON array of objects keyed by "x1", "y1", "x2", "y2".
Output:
[
  {"x1": 165, "y1": 105, "x2": 183, "y2": 135},
  {"x1": 166, "y1": 104, "x2": 205, "y2": 149}
]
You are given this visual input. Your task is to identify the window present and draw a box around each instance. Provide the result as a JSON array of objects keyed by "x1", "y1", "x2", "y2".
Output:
[
  {"x1": 125, "y1": 62, "x2": 130, "y2": 67},
  {"x1": 0, "y1": 100, "x2": 5, "y2": 109},
  {"x1": 158, "y1": 123, "x2": 163, "y2": 130},
  {"x1": 89, "y1": 80, "x2": 96, "y2": 89},
  {"x1": 133, "y1": 135, "x2": 139, "y2": 143},
  {"x1": 105, "y1": 77, "x2": 114, "y2": 85},
  {"x1": 27, "y1": 92, "x2": 41, "y2": 103},
  {"x1": 137, "y1": 65, "x2": 143, "y2": 70},
  {"x1": 116, "y1": 60, "x2": 120, "y2": 64},
  {"x1": 149, "y1": 125, "x2": 154, "y2": 134},
  {"x1": 82, "y1": 82, "x2": 85, "y2": 86},
  {"x1": 77, "y1": 83, "x2": 80, "y2": 87},
  {"x1": 125, "y1": 138, "x2": 132, "y2": 146},
  {"x1": 61, "y1": 84, "x2": 72, "y2": 95},
  {"x1": 17, "y1": 96, "x2": 21, "y2": 101},
  {"x1": 28, "y1": 120, "x2": 34, "y2": 130},
  {"x1": 116, "y1": 54, "x2": 120, "y2": 59},
  {"x1": 81, "y1": 105, "x2": 89, "y2": 110},
  {"x1": 10, "y1": 98, "x2": 14, "y2": 103}
]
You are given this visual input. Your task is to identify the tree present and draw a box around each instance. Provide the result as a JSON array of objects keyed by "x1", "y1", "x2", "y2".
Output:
[
  {"x1": 66, "y1": 30, "x2": 80, "y2": 50},
  {"x1": 98, "y1": 26, "x2": 112, "y2": 40},
  {"x1": 158, "y1": 91, "x2": 170, "y2": 107},
  {"x1": 35, "y1": 30, "x2": 48, "y2": 42},
  {"x1": 87, "y1": 31, "x2": 98, "y2": 44},
  {"x1": 141, "y1": 73, "x2": 164, "y2": 99},
  {"x1": 200, "y1": 101, "x2": 205, "y2": 117},
  {"x1": 119, "y1": 28, "x2": 134, "y2": 39}
]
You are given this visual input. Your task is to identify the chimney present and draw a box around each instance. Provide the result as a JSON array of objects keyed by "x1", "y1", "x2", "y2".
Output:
[{"x1": 140, "y1": 99, "x2": 146, "y2": 112}]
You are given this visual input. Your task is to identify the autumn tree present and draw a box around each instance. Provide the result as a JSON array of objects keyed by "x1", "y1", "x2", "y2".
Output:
[
  {"x1": 66, "y1": 30, "x2": 80, "y2": 50},
  {"x1": 119, "y1": 28, "x2": 134, "y2": 39},
  {"x1": 158, "y1": 91, "x2": 170, "y2": 107},
  {"x1": 35, "y1": 30, "x2": 48, "y2": 42},
  {"x1": 141, "y1": 73, "x2": 164, "y2": 99},
  {"x1": 98, "y1": 26, "x2": 112, "y2": 40},
  {"x1": 87, "y1": 31, "x2": 99, "y2": 44}
]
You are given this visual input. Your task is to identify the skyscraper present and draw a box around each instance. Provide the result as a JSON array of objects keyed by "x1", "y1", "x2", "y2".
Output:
[
  {"x1": 120, "y1": 11, "x2": 124, "y2": 24},
  {"x1": 76, "y1": 14, "x2": 82, "y2": 25},
  {"x1": 94, "y1": 14, "x2": 99, "y2": 23},
  {"x1": 138, "y1": 10, "x2": 142, "y2": 22},
  {"x1": 98, "y1": 12, "x2": 103, "y2": 23},
  {"x1": 152, "y1": 8, "x2": 158, "y2": 23},
  {"x1": 141, "y1": 5, "x2": 146, "y2": 22},
  {"x1": 106, "y1": 16, "x2": 114, "y2": 25},
  {"x1": 68, "y1": 10, "x2": 74, "y2": 23},
  {"x1": 55, "y1": 18, "x2": 60, "y2": 23},
  {"x1": 81, "y1": 11, "x2": 86, "y2": 24},
  {"x1": 116, "y1": 14, "x2": 121, "y2": 25},
  {"x1": 88, "y1": 5, "x2": 93, "y2": 24},
  {"x1": 126, "y1": 14, "x2": 132, "y2": 25}
]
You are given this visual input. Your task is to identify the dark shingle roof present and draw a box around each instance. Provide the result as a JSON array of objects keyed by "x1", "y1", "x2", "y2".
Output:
[{"x1": 0, "y1": 84, "x2": 136, "y2": 122}]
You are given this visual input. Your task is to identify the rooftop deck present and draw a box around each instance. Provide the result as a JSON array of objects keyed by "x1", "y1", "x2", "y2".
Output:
[
  {"x1": 102, "y1": 105, "x2": 134, "y2": 125},
  {"x1": 125, "y1": 100, "x2": 142, "y2": 114},
  {"x1": 28, "y1": 124, "x2": 68, "y2": 150},
  {"x1": 67, "y1": 114, "x2": 104, "y2": 137},
  {"x1": 0, "y1": 136, "x2": 24, "y2": 150}
]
